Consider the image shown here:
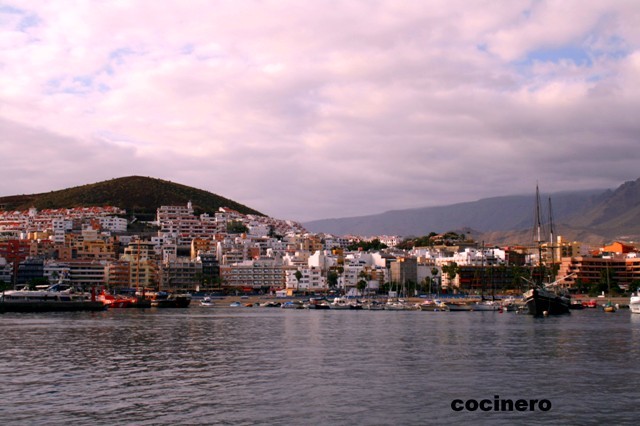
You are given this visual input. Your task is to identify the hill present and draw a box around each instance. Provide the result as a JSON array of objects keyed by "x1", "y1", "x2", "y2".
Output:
[
  {"x1": 305, "y1": 179, "x2": 640, "y2": 246},
  {"x1": 0, "y1": 176, "x2": 264, "y2": 220}
]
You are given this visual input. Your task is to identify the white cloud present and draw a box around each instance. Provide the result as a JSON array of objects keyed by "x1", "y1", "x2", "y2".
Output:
[{"x1": 1, "y1": 1, "x2": 639, "y2": 222}]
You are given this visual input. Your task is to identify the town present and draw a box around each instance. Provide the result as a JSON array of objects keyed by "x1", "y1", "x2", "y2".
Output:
[{"x1": 1, "y1": 202, "x2": 639, "y2": 298}]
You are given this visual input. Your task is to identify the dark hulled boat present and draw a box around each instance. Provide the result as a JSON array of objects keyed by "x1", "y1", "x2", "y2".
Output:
[
  {"x1": 523, "y1": 287, "x2": 570, "y2": 316},
  {"x1": 151, "y1": 292, "x2": 191, "y2": 308},
  {"x1": 523, "y1": 186, "x2": 571, "y2": 316}
]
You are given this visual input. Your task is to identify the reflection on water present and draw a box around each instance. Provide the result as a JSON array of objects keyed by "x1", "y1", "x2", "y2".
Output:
[{"x1": 1, "y1": 308, "x2": 639, "y2": 425}]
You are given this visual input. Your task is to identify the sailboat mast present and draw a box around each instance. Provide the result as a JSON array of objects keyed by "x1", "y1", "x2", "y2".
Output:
[
  {"x1": 534, "y1": 185, "x2": 544, "y2": 286},
  {"x1": 548, "y1": 197, "x2": 555, "y2": 282}
]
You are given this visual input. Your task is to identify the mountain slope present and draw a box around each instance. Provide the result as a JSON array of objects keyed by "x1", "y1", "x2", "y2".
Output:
[
  {"x1": 305, "y1": 189, "x2": 604, "y2": 238},
  {"x1": 0, "y1": 176, "x2": 264, "y2": 219}
]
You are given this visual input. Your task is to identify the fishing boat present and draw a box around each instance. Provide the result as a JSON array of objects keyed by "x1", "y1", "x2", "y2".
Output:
[
  {"x1": 630, "y1": 290, "x2": 640, "y2": 314},
  {"x1": 1, "y1": 283, "x2": 106, "y2": 313},
  {"x1": 523, "y1": 186, "x2": 571, "y2": 316}
]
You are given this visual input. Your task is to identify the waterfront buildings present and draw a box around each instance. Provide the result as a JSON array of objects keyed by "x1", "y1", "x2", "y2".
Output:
[{"x1": 1, "y1": 202, "x2": 640, "y2": 297}]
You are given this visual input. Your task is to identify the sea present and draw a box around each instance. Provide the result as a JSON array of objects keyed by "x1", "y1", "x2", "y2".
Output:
[{"x1": 1, "y1": 304, "x2": 638, "y2": 425}]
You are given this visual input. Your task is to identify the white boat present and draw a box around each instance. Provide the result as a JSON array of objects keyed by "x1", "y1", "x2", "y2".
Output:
[
  {"x1": 630, "y1": 291, "x2": 640, "y2": 314},
  {"x1": 470, "y1": 300, "x2": 502, "y2": 311},
  {"x1": 1, "y1": 283, "x2": 105, "y2": 312},
  {"x1": 200, "y1": 296, "x2": 214, "y2": 307},
  {"x1": 384, "y1": 299, "x2": 411, "y2": 310},
  {"x1": 329, "y1": 297, "x2": 351, "y2": 310},
  {"x1": 362, "y1": 300, "x2": 385, "y2": 310},
  {"x1": 501, "y1": 296, "x2": 519, "y2": 311}
]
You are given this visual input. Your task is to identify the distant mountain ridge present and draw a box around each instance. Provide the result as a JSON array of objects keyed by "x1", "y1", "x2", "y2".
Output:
[
  {"x1": 304, "y1": 178, "x2": 640, "y2": 245},
  {"x1": 0, "y1": 176, "x2": 264, "y2": 220}
]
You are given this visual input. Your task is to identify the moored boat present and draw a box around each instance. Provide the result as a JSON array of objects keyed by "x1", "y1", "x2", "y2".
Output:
[
  {"x1": 307, "y1": 298, "x2": 331, "y2": 309},
  {"x1": 418, "y1": 300, "x2": 448, "y2": 311},
  {"x1": 200, "y1": 296, "x2": 214, "y2": 307},
  {"x1": 1, "y1": 284, "x2": 106, "y2": 313},
  {"x1": 151, "y1": 292, "x2": 191, "y2": 308},
  {"x1": 522, "y1": 186, "x2": 571, "y2": 316},
  {"x1": 569, "y1": 300, "x2": 585, "y2": 310},
  {"x1": 329, "y1": 297, "x2": 351, "y2": 310},
  {"x1": 445, "y1": 301, "x2": 473, "y2": 311},
  {"x1": 470, "y1": 300, "x2": 501, "y2": 311},
  {"x1": 524, "y1": 287, "x2": 570, "y2": 316}
]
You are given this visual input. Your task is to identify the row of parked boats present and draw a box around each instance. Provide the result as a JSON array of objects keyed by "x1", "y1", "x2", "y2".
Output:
[
  {"x1": 218, "y1": 296, "x2": 522, "y2": 312},
  {"x1": 4, "y1": 284, "x2": 638, "y2": 315}
]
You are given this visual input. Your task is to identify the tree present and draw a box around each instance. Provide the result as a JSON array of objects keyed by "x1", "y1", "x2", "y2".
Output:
[
  {"x1": 227, "y1": 220, "x2": 249, "y2": 234},
  {"x1": 294, "y1": 270, "x2": 303, "y2": 293},
  {"x1": 327, "y1": 271, "x2": 338, "y2": 289},
  {"x1": 441, "y1": 262, "x2": 458, "y2": 288},
  {"x1": 356, "y1": 279, "x2": 367, "y2": 295}
]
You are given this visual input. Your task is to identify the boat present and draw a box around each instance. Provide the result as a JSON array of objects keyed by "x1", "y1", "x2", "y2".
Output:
[
  {"x1": 630, "y1": 291, "x2": 640, "y2": 314},
  {"x1": 418, "y1": 299, "x2": 448, "y2": 311},
  {"x1": 362, "y1": 299, "x2": 385, "y2": 310},
  {"x1": 501, "y1": 296, "x2": 519, "y2": 311},
  {"x1": 0, "y1": 283, "x2": 106, "y2": 313},
  {"x1": 603, "y1": 301, "x2": 617, "y2": 313},
  {"x1": 281, "y1": 300, "x2": 305, "y2": 309},
  {"x1": 470, "y1": 300, "x2": 502, "y2": 311},
  {"x1": 229, "y1": 301, "x2": 242, "y2": 307},
  {"x1": 98, "y1": 290, "x2": 151, "y2": 308},
  {"x1": 150, "y1": 292, "x2": 191, "y2": 308},
  {"x1": 307, "y1": 298, "x2": 331, "y2": 309},
  {"x1": 470, "y1": 243, "x2": 501, "y2": 312},
  {"x1": 569, "y1": 300, "x2": 585, "y2": 310},
  {"x1": 329, "y1": 297, "x2": 351, "y2": 310},
  {"x1": 523, "y1": 187, "x2": 571, "y2": 316},
  {"x1": 384, "y1": 298, "x2": 411, "y2": 310},
  {"x1": 200, "y1": 296, "x2": 214, "y2": 307},
  {"x1": 601, "y1": 262, "x2": 616, "y2": 313},
  {"x1": 582, "y1": 299, "x2": 598, "y2": 308},
  {"x1": 445, "y1": 301, "x2": 473, "y2": 311}
]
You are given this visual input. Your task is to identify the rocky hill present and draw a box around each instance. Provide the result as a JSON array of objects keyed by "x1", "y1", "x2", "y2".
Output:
[{"x1": 0, "y1": 176, "x2": 264, "y2": 220}]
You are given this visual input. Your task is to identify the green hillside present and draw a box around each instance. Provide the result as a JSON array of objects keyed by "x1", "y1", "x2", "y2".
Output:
[{"x1": 0, "y1": 176, "x2": 264, "y2": 220}]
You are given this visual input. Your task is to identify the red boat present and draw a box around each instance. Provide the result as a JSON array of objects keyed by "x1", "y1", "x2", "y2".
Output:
[
  {"x1": 582, "y1": 299, "x2": 598, "y2": 308},
  {"x1": 98, "y1": 291, "x2": 151, "y2": 308}
]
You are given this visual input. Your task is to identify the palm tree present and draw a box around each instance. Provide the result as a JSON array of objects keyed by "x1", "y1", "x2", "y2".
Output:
[
  {"x1": 294, "y1": 270, "x2": 303, "y2": 294},
  {"x1": 442, "y1": 262, "x2": 458, "y2": 289}
]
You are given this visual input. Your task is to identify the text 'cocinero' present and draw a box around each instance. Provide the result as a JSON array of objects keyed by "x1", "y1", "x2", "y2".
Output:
[{"x1": 451, "y1": 396, "x2": 552, "y2": 412}]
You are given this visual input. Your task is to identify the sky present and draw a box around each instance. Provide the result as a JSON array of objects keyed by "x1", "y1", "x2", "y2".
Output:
[{"x1": 1, "y1": 1, "x2": 639, "y2": 222}]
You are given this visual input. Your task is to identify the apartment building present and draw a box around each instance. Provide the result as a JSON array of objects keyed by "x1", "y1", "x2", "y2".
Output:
[{"x1": 219, "y1": 258, "x2": 285, "y2": 291}]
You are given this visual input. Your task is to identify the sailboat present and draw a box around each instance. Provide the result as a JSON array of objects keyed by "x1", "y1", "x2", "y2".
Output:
[
  {"x1": 523, "y1": 186, "x2": 571, "y2": 316},
  {"x1": 603, "y1": 260, "x2": 616, "y2": 313},
  {"x1": 470, "y1": 243, "x2": 500, "y2": 311}
]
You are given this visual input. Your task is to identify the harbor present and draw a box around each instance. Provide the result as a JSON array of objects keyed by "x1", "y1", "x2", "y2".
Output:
[{"x1": 1, "y1": 304, "x2": 639, "y2": 425}]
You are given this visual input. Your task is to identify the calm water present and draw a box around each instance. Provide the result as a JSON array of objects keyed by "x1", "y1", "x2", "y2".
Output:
[{"x1": 1, "y1": 305, "x2": 639, "y2": 425}]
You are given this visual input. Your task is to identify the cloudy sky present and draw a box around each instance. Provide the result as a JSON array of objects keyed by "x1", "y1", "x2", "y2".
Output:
[{"x1": 1, "y1": 1, "x2": 639, "y2": 222}]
